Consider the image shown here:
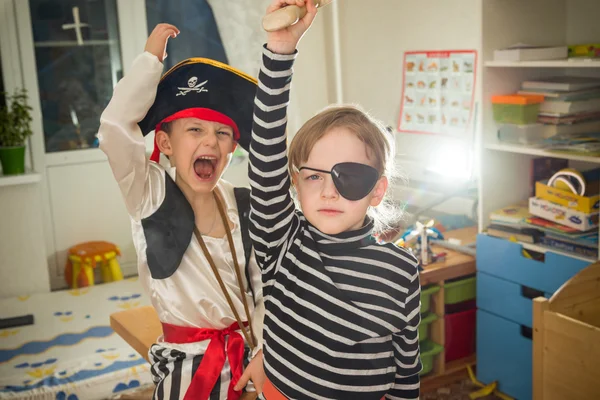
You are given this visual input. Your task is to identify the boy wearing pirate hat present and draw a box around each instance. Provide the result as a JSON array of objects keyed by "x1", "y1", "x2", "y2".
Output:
[{"x1": 98, "y1": 24, "x2": 265, "y2": 400}]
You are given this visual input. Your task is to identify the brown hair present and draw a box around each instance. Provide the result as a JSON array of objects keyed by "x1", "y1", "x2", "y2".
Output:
[
  {"x1": 288, "y1": 105, "x2": 393, "y2": 178},
  {"x1": 159, "y1": 120, "x2": 175, "y2": 134},
  {"x1": 288, "y1": 105, "x2": 403, "y2": 233}
]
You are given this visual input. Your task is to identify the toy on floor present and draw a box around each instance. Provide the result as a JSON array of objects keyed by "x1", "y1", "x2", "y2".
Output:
[
  {"x1": 397, "y1": 220, "x2": 445, "y2": 266},
  {"x1": 64, "y1": 241, "x2": 124, "y2": 288}
]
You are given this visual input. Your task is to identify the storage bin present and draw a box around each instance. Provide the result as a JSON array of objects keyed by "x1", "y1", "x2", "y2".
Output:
[
  {"x1": 476, "y1": 234, "x2": 591, "y2": 294},
  {"x1": 445, "y1": 299, "x2": 476, "y2": 314},
  {"x1": 444, "y1": 276, "x2": 476, "y2": 305},
  {"x1": 445, "y1": 308, "x2": 476, "y2": 362},
  {"x1": 491, "y1": 94, "x2": 544, "y2": 124},
  {"x1": 419, "y1": 340, "x2": 444, "y2": 376},
  {"x1": 477, "y1": 309, "x2": 533, "y2": 400},
  {"x1": 420, "y1": 284, "x2": 440, "y2": 314},
  {"x1": 418, "y1": 312, "x2": 438, "y2": 342},
  {"x1": 497, "y1": 123, "x2": 549, "y2": 146}
]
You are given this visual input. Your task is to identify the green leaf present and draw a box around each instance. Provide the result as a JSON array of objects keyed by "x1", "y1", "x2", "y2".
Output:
[{"x1": 0, "y1": 88, "x2": 34, "y2": 147}]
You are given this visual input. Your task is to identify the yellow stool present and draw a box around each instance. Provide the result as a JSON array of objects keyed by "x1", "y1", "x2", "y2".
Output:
[{"x1": 65, "y1": 241, "x2": 124, "y2": 288}]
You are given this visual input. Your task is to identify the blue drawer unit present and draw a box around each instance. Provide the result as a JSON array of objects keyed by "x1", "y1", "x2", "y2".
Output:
[
  {"x1": 476, "y1": 272, "x2": 551, "y2": 328},
  {"x1": 477, "y1": 310, "x2": 533, "y2": 400},
  {"x1": 476, "y1": 234, "x2": 594, "y2": 400},
  {"x1": 477, "y1": 234, "x2": 591, "y2": 293}
]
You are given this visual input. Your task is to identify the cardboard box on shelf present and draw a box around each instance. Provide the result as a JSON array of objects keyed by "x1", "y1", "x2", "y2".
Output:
[
  {"x1": 529, "y1": 197, "x2": 599, "y2": 231},
  {"x1": 535, "y1": 180, "x2": 600, "y2": 213}
]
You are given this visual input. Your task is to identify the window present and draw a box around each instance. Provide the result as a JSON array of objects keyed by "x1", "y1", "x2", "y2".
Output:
[{"x1": 29, "y1": 0, "x2": 123, "y2": 153}]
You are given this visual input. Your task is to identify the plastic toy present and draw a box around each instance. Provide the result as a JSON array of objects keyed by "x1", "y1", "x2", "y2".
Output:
[{"x1": 397, "y1": 220, "x2": 445, "y2": 266}]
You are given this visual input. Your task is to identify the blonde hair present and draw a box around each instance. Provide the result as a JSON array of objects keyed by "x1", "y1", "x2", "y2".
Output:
[{"x1": 288, "y1": 105, "x2": 404, "y2": 234}]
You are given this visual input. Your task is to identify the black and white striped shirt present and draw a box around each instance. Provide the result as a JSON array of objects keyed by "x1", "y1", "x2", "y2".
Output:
[{"x1": 249, "y1": 46, "x2": 422, "y2": 400}]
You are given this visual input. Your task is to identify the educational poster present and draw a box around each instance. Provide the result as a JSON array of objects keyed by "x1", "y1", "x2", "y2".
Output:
[{"x1": 397, "y1": 50, "x2": 477, "y2": 136}]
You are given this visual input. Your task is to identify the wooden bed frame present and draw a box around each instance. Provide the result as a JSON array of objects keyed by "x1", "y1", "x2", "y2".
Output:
[{"x1": 532, "y1": 261, "x2": 600, "y2": 400}]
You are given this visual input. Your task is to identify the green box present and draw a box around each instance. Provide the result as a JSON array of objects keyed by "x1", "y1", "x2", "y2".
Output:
[
  {"x1": 419, "y1": 312, "x2": 439, "y2": 342},
  {"x1": 419, "y1": 340, "x2": 444, "y2": 376},
  {"x1": 420, "y1": 284, "x2": 440, "y2": 314},
  {"x1": 491, "y1": 94, "x2": 543, "y2": 125},
  {"x1": 492, "y1": 103, "x2": 540, "y2": 124},
  {"x1": 444, "y1": 276, "x2": 476, "y2": 305}
]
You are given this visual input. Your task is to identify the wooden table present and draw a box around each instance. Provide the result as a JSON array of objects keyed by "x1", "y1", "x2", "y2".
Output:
[
  {"x1": 419, "y1": 226, "x2": 478, "y2": 393},
  {"x1": 421, "y1": 226, "x2": 477, "y2": 285}
]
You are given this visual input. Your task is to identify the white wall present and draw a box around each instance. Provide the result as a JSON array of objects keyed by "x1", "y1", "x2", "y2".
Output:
[
  {"x1": 335, "y1": 0, "x2": 482, "y2": 216},
  {"x1": 0, "y1": 0, "x2": 50, "y2": 298},
  {"x1": 0, "y1": 183, "x2": 49, "y2": 298},
  {"x1": 338, "y1": 0, "x2": 481, "y2": 162}
]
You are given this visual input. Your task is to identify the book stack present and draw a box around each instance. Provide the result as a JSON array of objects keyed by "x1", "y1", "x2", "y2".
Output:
[
  {"x1": 488, "y1": 202, "x2": 598, "y2": 259},
  {"x1": 486, "y1": 160, "x2": 599, "y2": 259},
  {"x1": 516, "y1": 77, "x2": 600, "y2": 155}
]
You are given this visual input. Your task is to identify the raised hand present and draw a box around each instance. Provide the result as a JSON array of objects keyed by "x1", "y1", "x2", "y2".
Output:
[
  {"x1": 144, "y1": 23, "x2": 180, "y2": 62},
  {"x1": 265, "y1": 0, "x2": 318, "y2": 55}
]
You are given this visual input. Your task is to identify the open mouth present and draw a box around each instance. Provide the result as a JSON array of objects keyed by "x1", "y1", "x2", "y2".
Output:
[{"x1": 194, "y1": 156, "x2": 218, "y2": 180}]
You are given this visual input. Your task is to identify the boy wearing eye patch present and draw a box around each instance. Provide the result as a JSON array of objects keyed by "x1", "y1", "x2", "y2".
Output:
[{"x1": 235, "y1": 0, "x2": 422, "y2": 399}]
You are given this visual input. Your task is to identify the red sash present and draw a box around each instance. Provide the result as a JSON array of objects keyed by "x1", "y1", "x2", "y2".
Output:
[{"x1": 162, "y1": 321, "x2": 247, "y2": 400}]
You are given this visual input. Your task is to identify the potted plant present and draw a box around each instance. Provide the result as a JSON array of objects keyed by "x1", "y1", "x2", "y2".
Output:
[{"x1": 0, "y1": 88, "x2": 33, "y2": 175}]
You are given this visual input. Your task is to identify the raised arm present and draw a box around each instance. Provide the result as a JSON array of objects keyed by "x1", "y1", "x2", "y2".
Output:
[
  {"x1": 98, "y1": 24, "x2": 179, "y2": 220},
  {"x1": 248, "y1": 0, "x2": 318, "y2": 268},
  {"x1": 248, "y1": 46, "x2": 297, "y2": 264}
]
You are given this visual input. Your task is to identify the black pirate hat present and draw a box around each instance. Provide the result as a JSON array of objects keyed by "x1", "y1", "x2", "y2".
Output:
[{"x1": 138, "y1": 58, "x2": 257, "y2": 162}]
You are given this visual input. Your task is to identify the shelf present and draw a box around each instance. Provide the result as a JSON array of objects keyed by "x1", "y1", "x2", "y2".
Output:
[
  {"x1": 485, "y1": 59, "x2": 600, "y2": 68},
  {"x1": 520, "y1": 242, "x2": 597, "y2": 263},
  {"x1": 34, "y1": 40, "x2": 118, "y2": 48},
  {"x1": 484, "y1": 143, "x2": 600, "y2": 163},
  {"x1": 0, "y1": 171, "x2": 41, "y2": 187}
]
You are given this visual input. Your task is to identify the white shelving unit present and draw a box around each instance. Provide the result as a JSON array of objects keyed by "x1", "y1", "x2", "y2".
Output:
[
  {"x1": 478, "y1": 0, "x2": 600, "y2": 261},
  {"x1": 484, "y1": 143, "x2": 600, "y2": 164},
  {"x1": 485, "y1": 60, "x2": 600, "y2": 68}
]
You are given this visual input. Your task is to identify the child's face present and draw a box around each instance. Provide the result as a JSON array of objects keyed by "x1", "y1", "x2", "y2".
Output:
[
  {"x1": 293, "y1": 127, "x2": 387, "y2": 235},
  {"x1": 157, "y1": 117, "x2": 237, "y2": 193}
]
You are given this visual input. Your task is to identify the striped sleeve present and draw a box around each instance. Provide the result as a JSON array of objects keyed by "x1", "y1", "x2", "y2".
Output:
[
  {"x1": 248, "y1": 45, "x2": 298, "y2": 273},
  {"x1": 387, "y1": 273, "x2": 422, "y2": 399}
]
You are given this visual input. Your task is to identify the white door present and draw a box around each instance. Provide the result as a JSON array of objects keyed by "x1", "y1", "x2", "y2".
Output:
[{"x1": 13, "y1": 0, "x2": 150, "y2": 289}]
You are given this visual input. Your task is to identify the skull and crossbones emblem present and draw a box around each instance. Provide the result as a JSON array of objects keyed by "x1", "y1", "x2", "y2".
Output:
[{"x1": 177, "y1": 76, "x2": 208, "y2": 96}]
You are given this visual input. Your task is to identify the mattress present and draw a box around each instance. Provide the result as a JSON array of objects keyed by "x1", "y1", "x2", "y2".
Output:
[{"x1": 0, "y1": 277, "x2": 154, "y2": 399}]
